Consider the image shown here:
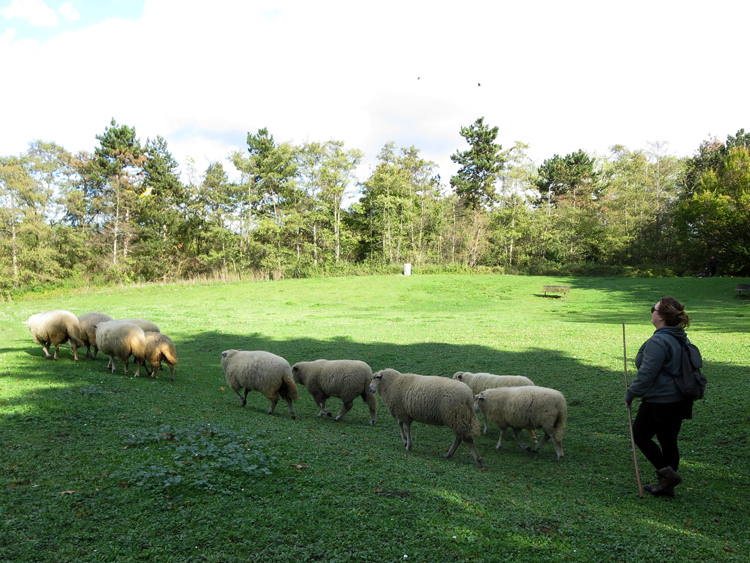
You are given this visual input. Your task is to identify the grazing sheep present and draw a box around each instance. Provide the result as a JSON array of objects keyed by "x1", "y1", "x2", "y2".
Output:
[
  {"x1": 95, "y1": 321, "x2": 147, "y2": 377},
  {"x1": 143, "y1": 332, "x2": 178, "y2": 382},
  {"x1": 474, "y1": 386, "x2": 567, "y2": 460},
  {"x1": 118, "y1": 318, "x2": 160, "y2": 333},
  {"x1": 221, "y1": 350, "x2": 299, "y2": 419},
  {"x1": 452, "y1": 372, "x2": 536, "y2": 437},
  {"x1": 78, "y1": 312, "x2": 114, "y2": 359},
  {"x1": 369, "y1": 368, "x2": 482, "y2": 467},
  {"x1": 292, "y1": 359, "x2": 377, "y2": 424},
  {"x1": 23, "y1": 310, "x2": 84, "y2": 362}
]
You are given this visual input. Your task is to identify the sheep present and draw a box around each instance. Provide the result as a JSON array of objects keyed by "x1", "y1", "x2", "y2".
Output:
[
  {"x1": 369, "y1": 368, "x2": 482, "y2": 467},
  {"x1": 452, "y1": 371, "x2": 536, "y2": 437},
  {"x1": 143, "y1": 332, "x2": 178, "y2": 382},
  {"x1": 292, "y1": 359, "x2": 377, "y2": 424},
  {"x1": 118, "y1": 318, "x2": 160, "y2": 333},
  {"x1": 221, "y1": 350, "x2": 299, "y2": 419},
  {"x1": 77, "y1": 312, "x2": 114, "y2": 359},
  {"x1": 23, "y1": 310, "x2": 84, "y2": 362},
  {"x1": 473, "y1": 386, "x2": 567, "y2": 461},
  {"x1": 95, "y1": 320, "x2": 147, "y2": 377}
]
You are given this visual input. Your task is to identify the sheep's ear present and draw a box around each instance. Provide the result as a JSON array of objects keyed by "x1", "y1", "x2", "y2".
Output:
[
  {"x1": 221, "y1": 351, "x2": 228, "y2": 358},
  {"x1": 476, "y1": 393, "x2": 484, "y2": 401},
  {"x1": 373, "y1": 372, "x2": 383, "y2": 379},
  {"x1": 454, "y1": 372, "x2": 463, "y2": 380}
]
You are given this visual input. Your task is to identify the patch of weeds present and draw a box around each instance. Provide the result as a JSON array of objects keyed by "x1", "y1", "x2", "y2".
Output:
[{"x1": 112, "y1": 423, "x2": 277, "y2": 492}]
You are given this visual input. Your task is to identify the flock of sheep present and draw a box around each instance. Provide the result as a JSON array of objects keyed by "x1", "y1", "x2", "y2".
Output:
[
  {"x1": 23, "y1": 309, "x2": 178, "y2": 381},
  {"x1": 24, "y1": 309, "x2": 568, "y2": 468}
]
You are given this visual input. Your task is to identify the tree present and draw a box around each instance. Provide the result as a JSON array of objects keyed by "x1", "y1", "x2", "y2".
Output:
[
  {"x1": 297, "y1": 140, "x2": 363, "y2": 265},
  {"x1": 450, "y1": 117, "x2": 506, "y2": 210},
  {"x1": 676, "y1": 145, "x2": 750, "y2": 275},
  {"x1": 85, "y1": 119, "x2": 145, "y2": 268},
  {"x1": 135, "y1": 136, "x2": 186, "y2": 280},
  {"x1": 232, "y1": 128, "x2": 299, "y2": 275},
  {"x1": 536, "y1": 149, "x2": 600, "y2": 211}
]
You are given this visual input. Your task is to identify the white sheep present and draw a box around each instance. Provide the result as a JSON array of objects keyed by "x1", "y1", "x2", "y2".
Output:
[
  {"x1": 23, "y1": 310, "x2": 84, "y2": 362},
  {"x1": 474, "y1": 386, "x2": 567, "y2": 460},
  {"x1": 452, "y1": 371, "x2": 536, "y2": 437},
  {"x1": 221, "y1": 350, "x2": 299, "y2": 419},
  {"x1": 143, "y1": 332, "x2": 178, "y2": 382},
  {"x1": 94, "y1": 320, "x2": 147, "y2": 377},
  {"x1": 118, "y1": 318, "x2": 160, "y2": 333},
  {"x1": 78, "y1": 312, "x2": 114, "y2": 359},
  {"x1": 369, "y1": 368, "x2": 483, "y2": 467},
  {"x1": 292, "y1": 359, "x2": 377, "y2": 424}
]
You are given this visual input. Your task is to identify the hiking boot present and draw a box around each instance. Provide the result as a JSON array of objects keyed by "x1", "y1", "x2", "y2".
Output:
[{"x1": 646, "y1": 466, "x2": 682, "y2": 496}]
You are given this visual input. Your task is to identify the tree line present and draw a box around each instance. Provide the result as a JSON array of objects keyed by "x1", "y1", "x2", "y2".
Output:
[{"x1": 1, "y1": 118, "x2": 748, "y2": 296}]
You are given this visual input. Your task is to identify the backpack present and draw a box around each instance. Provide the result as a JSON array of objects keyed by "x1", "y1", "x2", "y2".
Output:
[{"x1": 656, "y1": 331, "x2": 707, "y2": 400}]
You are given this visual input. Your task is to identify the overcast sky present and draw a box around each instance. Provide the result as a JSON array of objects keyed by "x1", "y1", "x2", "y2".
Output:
[{"x1": 1, "y1": 0, "x2": 747, "y2": 186}]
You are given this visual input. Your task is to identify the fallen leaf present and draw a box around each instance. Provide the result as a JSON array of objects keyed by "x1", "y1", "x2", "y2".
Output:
[{"x1": 60, "y1": 490, "x2": 77, "y2": 495}]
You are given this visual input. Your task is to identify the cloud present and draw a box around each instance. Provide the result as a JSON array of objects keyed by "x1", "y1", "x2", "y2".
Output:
[
  {"x1": 1, "y1": 0, "x2": 58, "y2": 26},
  {"x1": 59, "y1": 2, "x2": 79, "y2": 21}
]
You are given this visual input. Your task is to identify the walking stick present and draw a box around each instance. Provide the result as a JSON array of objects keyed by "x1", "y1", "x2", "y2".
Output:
[{"x1": 623, "y1": 323, "x2": 644, "y2": 498}]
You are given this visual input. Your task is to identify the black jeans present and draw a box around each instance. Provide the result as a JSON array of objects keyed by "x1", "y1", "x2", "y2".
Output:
[{"x1": 632, "y1": 400, "x2": 692, "y2": 472}]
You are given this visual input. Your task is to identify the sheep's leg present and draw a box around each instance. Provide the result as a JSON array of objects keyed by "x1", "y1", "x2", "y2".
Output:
[
  {"x1": 316, "y1": 396, "x2": 331, "y2": 417},
  {"x1": 532, "y1": 432, "x2": 555, "y2": 455},
  {"x1": 398, "y1": 421, "x2": 408, "y2": 446},
  {"x1": 41, "y1": 343, "x2": 53, "y2": 359},
  {"x1": 512, "y1": 429, "x2": 532, "y2": 452},
  {"x1": 363, "y1": 393, "x2": 377, "y2": 425},
  {"x1": 481, "y1": 414, "x2": 489, "y2": 435},
  {"x1": 107, "y1": 356, "x2": 116, "y2": 373},
  {"x1": 532, "y1": 432, "x2": 550, "y2": 450},
  {"x1": 168, "y1": 364, "x2": 175, "y2": 382},
  {"x1": 528, "y1": 430, "x2": 538, "y2": 444},
  {"x1": 285, "y1": 397, "x2": 296, "y2": 420},
  {"x1": 446, "y1": 437, "x2": 483, "y2": 468},
  {"x1": 334, "y1": 400, "x2": 354, "y2": 422},
  {"x1": 123, "y1": 358, "x2": 130, "y2": 375},
  {"x1": 267, "y1": 393, "x2": 279, "y2": 414},
  {"x1": 53, "y1": 344, "x2": 60, "y2": 360},
  {"x1": 495, "y1": 430, "x2": 504, "y2": 450},
  {"x1": 234, "y1": 388, "x2": 248, "y2": 407},
  {"x1": 400, "y1": 421, "x2": 413, "y2": 450},
  {"x1": 133, "y1": 359, "x2": 142, "y2": 378},
  {"x1": 70, "y1": 343, "x2": 79, "y2": 363},
  {"x1": 92, "y1": 346, "x2": 99, "y2": 359}
]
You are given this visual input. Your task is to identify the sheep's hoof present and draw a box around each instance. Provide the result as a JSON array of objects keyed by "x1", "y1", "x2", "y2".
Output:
[
  {"x1": 290, "y1": 414, "x2": 296, "y2": 420},
  {"x1": 326, "y1": 412, "x2": 332, "y2": 417},
  {"x1": 334, "y1": 416, "x2": 342, "y2": 422}
]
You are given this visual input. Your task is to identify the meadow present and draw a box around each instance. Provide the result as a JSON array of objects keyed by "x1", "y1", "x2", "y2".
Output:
[{"x1": 0, "y1": 274, "x2": 748, "y2": 563}]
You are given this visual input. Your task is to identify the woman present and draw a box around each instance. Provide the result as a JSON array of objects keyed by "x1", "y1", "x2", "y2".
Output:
[{"x1": 625, "y1": 296, "x2": 694, "y2": 497}]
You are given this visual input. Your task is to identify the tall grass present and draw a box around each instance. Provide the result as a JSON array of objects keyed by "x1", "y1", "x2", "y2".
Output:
[{"x1": 1, "y1": 274, "x2": 748, "y2": 562}]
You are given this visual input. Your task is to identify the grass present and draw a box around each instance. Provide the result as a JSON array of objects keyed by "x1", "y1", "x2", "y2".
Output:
[{"x1": 1, "y1": 273, "x2": 749, "y2": 562}]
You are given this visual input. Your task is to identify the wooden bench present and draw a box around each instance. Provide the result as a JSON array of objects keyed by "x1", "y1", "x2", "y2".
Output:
[
  {"x1": 736, "y1": 284, "x2": 750, "y2": 296},
  {"x1": 542, "y1": 285, "x2": 570, "y2": 298}
]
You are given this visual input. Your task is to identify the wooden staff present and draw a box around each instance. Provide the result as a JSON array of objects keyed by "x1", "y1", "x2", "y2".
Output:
[{"x1": 623, "y1": 323, "x2": 644, "y2": 498}]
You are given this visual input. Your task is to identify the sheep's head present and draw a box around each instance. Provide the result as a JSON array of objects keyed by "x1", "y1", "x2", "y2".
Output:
[
  {"x1": 452, "y1": 372, "x2": 464, "y2": 381},
  {"x1": 473, "y1": 392, "x2": 485, "y2": 412},
  {"x1": 369, "y1": 370, "x2": 384, "y2": 394}
]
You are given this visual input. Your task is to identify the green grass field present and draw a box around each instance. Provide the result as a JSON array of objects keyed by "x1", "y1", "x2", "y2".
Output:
[{"x1": 1, "y1": 274, "x2": 748, "y2": 562}]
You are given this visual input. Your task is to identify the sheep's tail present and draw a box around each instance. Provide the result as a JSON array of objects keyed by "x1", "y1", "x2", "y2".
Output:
[
  {"x1": 280, "y1": 373, "x2": 299, "y2": 401},
  {"x1": 162, "y1": 344, "x2": 178, "y2": 366},
  {"x1": 552, "y1": 405, "x2": 568, "y2": 441}
]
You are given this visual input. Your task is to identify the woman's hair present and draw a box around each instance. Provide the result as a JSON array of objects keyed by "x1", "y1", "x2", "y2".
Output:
[{"x1": 658, "y1": 296, "x2": 690, "y2": 328}]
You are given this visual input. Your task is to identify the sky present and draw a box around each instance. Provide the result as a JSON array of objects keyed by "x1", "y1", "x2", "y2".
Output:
[{"x1": 1, "y1": 0, "x2": 748, "y2": 188}]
